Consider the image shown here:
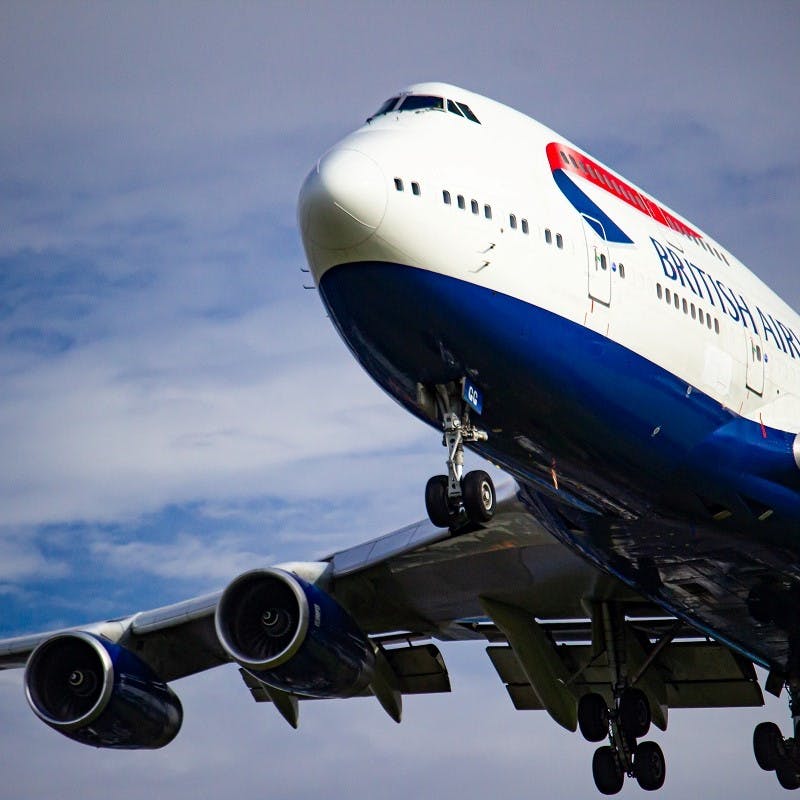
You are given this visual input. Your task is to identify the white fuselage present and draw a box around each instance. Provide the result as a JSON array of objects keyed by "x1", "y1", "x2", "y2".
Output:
[{"x1": 300, "y1": 81, "x2": 800, "y2": 434}]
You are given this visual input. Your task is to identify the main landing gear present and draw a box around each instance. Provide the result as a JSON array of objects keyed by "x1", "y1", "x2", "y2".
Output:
[
  {"x1": 577, "y1": 601, "x2": 668, "y2": 794},
  {"x1": 753, "y1": 679, "x2": 800, "y2": 790},
  {"x1": 579, "y1": 688, "x2": 665, "y2": 794},
  {"x1": 423, "y1": 384, "x2": 495, "y2": 529}
]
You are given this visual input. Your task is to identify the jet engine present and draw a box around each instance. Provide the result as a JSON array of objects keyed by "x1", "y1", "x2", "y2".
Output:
[
  {"x1": 215, "y1": 567, "x2": 375, "y2": 698},
  {"x1": 25, "y1": 632, "x2": 182, "y2": 748}
]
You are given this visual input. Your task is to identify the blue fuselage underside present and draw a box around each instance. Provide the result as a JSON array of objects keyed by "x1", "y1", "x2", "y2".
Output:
[{"x1": 319, "y1": 261, "x2": 800, "y2": 671}]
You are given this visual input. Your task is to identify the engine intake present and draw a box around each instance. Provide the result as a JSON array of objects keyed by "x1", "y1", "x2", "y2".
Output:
[
  {"x1": 215, "y1": 567, "x2": 375, "y2": 698},
  {"x1": 25, "y1": 632, "x2": 182, "y2": 749}
]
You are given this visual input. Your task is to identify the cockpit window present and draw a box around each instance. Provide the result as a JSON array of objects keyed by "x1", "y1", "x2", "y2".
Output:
[
  {"x1": 370, "y1": 96, "x2": 400, "y2": 119},
  {"x1": 398, "y1": 95, "x2": 444, "y2": 112},
  {"x1": 447, "y1": 99, "x2": 463, "y2": 117},
  {"x1": 455, "y1": 101, "x2": 480, "y2": 124}
]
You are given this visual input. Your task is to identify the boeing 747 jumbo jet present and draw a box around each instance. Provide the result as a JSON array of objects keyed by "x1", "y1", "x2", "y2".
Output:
[{"x1": 4, "y1": 83, "x2": 800, "y2": 794}]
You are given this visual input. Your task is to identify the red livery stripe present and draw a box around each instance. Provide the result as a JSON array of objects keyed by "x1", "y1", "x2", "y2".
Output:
[{"x1": 546, "y1": 142, "x2": 700, "y2": 239}]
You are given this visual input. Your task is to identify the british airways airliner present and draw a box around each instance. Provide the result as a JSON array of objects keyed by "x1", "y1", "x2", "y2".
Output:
[{"x1": 3, "y1": 83, "x2": 800, "y2": 795}]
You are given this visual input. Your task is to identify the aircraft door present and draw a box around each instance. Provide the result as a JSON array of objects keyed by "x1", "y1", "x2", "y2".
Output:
[
  {"x1": 745, "y1": 329, "x2": 765, "y2": 395},
  {"x1": 581, "y1": 214, "x2": 611, "y2": 306}
]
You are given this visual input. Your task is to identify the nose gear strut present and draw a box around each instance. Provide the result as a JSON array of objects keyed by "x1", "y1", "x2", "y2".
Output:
[{"x1": 423, "y1": 383, "x2": 495, "y2": 529}]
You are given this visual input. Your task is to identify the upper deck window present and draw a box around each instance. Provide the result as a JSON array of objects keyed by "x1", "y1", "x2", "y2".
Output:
[{"x1": 399, "y1": 95, "x2": 444, "y2": 112}]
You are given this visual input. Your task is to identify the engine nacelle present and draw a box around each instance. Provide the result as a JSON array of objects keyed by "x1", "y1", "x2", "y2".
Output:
[
  {"x1": 25, "y1": 632, "x2": 182, "y2": 749},
  {"x1": 215, "y1": 567, "x2": 375, "y2": 698}
]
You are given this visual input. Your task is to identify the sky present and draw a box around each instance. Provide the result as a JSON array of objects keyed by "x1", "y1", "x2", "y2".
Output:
[{"x1": 0, "y1": 1, "x2": 799, "y2": 797}]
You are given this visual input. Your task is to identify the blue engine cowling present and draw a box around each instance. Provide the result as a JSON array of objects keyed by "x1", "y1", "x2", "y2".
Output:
[
  {"x1": 24, "y1": 632, "x2": 182, "y2": 749},
  {"x1": 215, "y1": 567, "x2": 375, "y2": 698}
]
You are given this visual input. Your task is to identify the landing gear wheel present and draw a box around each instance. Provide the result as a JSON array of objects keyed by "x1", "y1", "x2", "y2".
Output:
[
  {"x1": 619, "y1": 687, "x2": 651, "y2": 739},
  {"x1": 425, "y1": 475, "x2": 454, "y2": 528},
  {"x1": 461, "y1": 470, "x2": 496, "y2": 523},
  {"x1": 776, "y1": 767, "x2": 800, "y2": 790},
  {"x1": 578, "y1": 692, "x2": 609, "y2": 742},
  {"x1": 754, "y1": 721, "x2": 786, "y2": 771},
  {"x1": 592, "y1": 746, "x2": 624, "y2": 795},
  {"x1": 634, "y1": 741, "x2": 666, "y2": 791}
]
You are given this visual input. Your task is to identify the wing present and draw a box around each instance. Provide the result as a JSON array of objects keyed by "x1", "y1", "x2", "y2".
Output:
[{"x1": 0, "y1": 481, "x2": 763, "y2": 749}]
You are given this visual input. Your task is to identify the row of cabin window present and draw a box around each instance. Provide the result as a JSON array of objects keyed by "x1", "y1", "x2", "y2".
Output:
[
  {"x1": 594, "y1": 252, "x2": 626, "y2": 278},
  {"x1": 544, "y1": 228, "x2": 564, "y2": 249},
  {"x1": 690, "y1": 235, "x2": 729, "y2": 266},
  {"x1": 656, "y1": 283, "x2": 720, "y2": 334},
  {"x1": 442, "y1": 190, "x2": 493, "y2": 220},
  {"x1": 394, "y1": 178, "x2": 421, "y2": 195}
]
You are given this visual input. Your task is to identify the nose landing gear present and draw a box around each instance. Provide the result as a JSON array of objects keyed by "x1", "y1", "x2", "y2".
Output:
[{"x1": 423, "y1": 384, "x2": 495, "y2": 529}]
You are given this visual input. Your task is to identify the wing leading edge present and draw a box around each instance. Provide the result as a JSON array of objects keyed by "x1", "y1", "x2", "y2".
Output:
[{"x1": 0, "y1": 480, "x2": 764, "y2": 750}]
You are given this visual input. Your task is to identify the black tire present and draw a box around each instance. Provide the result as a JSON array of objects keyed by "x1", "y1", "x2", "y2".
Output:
[
  {"x1": 754, "y1": 721, "x2": 786, "y2": 771},
  {"x1": 461, "y1": 470, "x2": 496, "y2": 523},
  {"x1": 776, "y1": 767, "x2": 800, "y2": 790},
  {"x1": 592, "y1": 746, "x2": 624, "y2": 795},
  {"x1": 619, "y1": 687, "x2": 651, "y2": 739},
  {"x1": 634, "y1": 741, "x2": 666, "y2": 791},
  {"x1": 578, "y1": 693, "x2": 609, "y2": 742},
  {"x1": 425, "y1": 475, "x2": 453, "y2": 528}
]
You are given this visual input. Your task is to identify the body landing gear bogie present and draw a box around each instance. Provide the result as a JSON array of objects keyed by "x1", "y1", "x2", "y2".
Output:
[
  {"x1": 580, "y1": 688, "x2": 665, "y2": 794},
  {"x1": 752, "y1": 679, "x2": 800, "y2": 790}
]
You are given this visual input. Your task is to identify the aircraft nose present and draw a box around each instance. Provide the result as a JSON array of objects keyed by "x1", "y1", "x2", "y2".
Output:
[{"x1": 298, "y1": 147, "x2": 387, "y2": 250}]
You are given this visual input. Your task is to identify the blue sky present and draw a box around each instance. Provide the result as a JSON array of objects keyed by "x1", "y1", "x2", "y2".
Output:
[{"x1": 1, "y1": 2, "x2": 799, "y2": 797}]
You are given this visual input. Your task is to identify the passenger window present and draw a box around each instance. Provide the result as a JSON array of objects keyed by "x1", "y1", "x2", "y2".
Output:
[
  {"x1": 682, "y1": 298, "x2": 688, "y2": 313},
  {"x1": 471, "y1": 199, "x2": 479, "y2": 214},
  {"x1": 545, "y1": 229, "x2": 552, "y2": 244},
  {"x1": 674, "y1": 294, "x2": 679, "y2": 309},
  {"x1": 556, "y1": 233, "x2": 563, "y2": 249},
  {"x1": 657, "y1": 283, "x2": 663, "y2": 299},
  {"x1": 756, "y1": 345, "x2": 762, "y2": 361},
  {"x1": 457, "y1": 195, "x2": 465, "y2": 209},
  {"x1": 714, "y1": 319, "x2": 720, "y2": 334},
  {"x1": 394, "y1": 178, "x2": 404, "y2": 192},
  {"x1": 698, "y1": 309, "x2": 704, "y2": 324},
  {"x1": 509, "y1": 214, "x2": 517, "y2": 229},
  {"x1": 411, "y1": 182, "x2": 420, "y2": 196},
  {"x1": 665, "y1": 288, "x2": 672, "y2": 303},
  {"x1": 443, "y1": 190, "x2": 451, "y2": 204},
  {"x1": 600, "y1": 254, "x2": 607, "y2": 271},
  {"x1": 619, "y1": 263, "x2": 626, "y2": 278},
  {"x1": 707, "y1": 315, "x2": 712, "y2": 330},
  {"x1": 484, "y1": 204, "x2": 492, "y2": 219},
  {"x1": 691, "y1": 303, "x2": 696, "y2": 319},
  {"x1": 521, "y1": 219, "x2": 529, "y2": 234}
]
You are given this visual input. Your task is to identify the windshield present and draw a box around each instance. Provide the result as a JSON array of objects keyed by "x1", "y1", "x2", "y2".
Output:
[
  {"x1": 398, "y1": 95, "x2": 444, "y2": 112},
  {"x1": 369, "y1": 96, "x2": 400, "y2": 120}
]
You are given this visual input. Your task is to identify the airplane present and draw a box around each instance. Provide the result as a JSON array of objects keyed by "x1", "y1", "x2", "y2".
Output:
[{"x1": 2, "y1": 81, "x2": 800, "y2": 795}]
